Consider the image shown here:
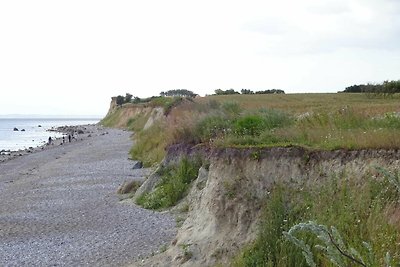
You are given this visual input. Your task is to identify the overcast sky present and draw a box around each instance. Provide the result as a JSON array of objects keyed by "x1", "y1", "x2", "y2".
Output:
[{"x1": 0, "y1": 0, "x2": 399, "y2": 116}]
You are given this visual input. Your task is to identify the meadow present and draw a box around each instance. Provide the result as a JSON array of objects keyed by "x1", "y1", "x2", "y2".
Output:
[{"x1": 123, "y1": 93, "x2": 400, "y2": 166}]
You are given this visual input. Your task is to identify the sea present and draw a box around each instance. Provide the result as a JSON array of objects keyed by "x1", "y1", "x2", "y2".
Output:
[{"x1": 0, "y1": 118, "x2": 100, "y2": 152}]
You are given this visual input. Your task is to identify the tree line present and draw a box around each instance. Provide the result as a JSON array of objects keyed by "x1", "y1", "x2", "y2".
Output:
[
  {"x1": 115, "y1": 90, "x2": 197, "y2": 106},
  {"x1": 342, "y1": 80, "x2": 400, "y2": 96},
  {"x1": 115, "y1": 88, "x2": 288, "y2": 106},
  {"x1": 214, "y1": 88, "x2": 285, "y2": 95}
]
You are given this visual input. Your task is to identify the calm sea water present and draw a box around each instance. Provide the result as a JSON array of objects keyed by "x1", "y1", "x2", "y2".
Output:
[{"x1": 0, "y1": 118, "x2": 100, "y2": 151}]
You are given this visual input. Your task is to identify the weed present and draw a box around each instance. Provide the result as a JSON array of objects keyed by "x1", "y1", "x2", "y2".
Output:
[
  {"x1": 175, "y1": 216, "x2": 185, "y2": 227},
  {"x1": 179, "y1": 203, "x2": 190, "y2": 213},
  {"x1": 159, "y1": 244, "x2": 168, "y2": 253},
  {"x1": 136, "y1": 157, "x2": 202, "y2": 210},
  {"x1": 179, "y1": 243, "x2": 193, "y2": 262},
  {"x1": 233, "y1": 173, "x2": 400, "y2": 266},
  {"x1": 250, "y1": 151, "x2": 261, "y2": 160},
  {"x1": 284, "y1": 220, "x2": 400, "y2": 267},
  {"x1": 223, "y1": 179, "x2": 238, "y2": 199}
]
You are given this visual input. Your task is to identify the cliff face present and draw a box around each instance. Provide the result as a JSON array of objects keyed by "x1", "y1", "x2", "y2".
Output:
[
  {"x1": 107, "y1": 97, "x2": 118, "y2": 116},
  {"x1": 103, "y1": 99, "x2": 400, "y2": 266},
  {"x1": 137, "y1": 147, "x2": 400, "y2": 267},
  {"x1": 101, "y1": 100, "x2": 164, "y2": 130}
]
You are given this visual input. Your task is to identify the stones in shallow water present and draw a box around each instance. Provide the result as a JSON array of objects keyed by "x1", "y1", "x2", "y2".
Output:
[{"x1": 13, "y1": 128, "x2": 19, "y2": 131}]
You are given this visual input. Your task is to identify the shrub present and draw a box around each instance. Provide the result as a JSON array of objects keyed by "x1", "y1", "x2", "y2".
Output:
[
  {"x1": 234, "y1": 115, "x2": 266, "y2": 136},
  {"x1": 136, "y1": 157, "x2": 202, "y2": 210}
]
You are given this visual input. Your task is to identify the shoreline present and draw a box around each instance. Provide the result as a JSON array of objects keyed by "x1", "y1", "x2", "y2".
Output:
[
  {"x1": 0, "y1": 126, "x2": 175, "y2": 266},
  {"x1": 0, "y1": 124, "x2": 109, "y2": 163}
]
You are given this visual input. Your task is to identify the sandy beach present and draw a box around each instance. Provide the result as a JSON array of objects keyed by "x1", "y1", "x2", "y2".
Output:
[{"x1": 0, "y1": 125, "x2": 176, "y2": 266}]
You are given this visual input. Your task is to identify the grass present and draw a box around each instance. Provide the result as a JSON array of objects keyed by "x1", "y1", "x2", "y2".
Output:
[
  {"x1": 136, "y1": 157, "x2": 202, "y2": 210},
  {"x1": 170, "y1": 94, "x2": 400, "y2": 150},
  {"x1": 100, "y1": 108, "x2": 124, "y2": 127},
  {"x1": 202, "y1": 93, "x2": 400, "y2": 116},
  {"x1": 129, "y1": 122, "x2": 167, "y2": 167},
  {"x1": 232, "y1": 170, "x2": 400, "y2": 266},
  {"x1": 149, "y1": 96, "x2": 184, "y2": 115},
  {"x1": 103, "y1": 93, "x2": 400, "y2": 165}
]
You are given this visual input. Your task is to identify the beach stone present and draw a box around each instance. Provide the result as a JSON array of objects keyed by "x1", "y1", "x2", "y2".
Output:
[
  {"x1": 13, "y1": 128, "x2": 19, "y2": 131},
  {"x1": 132, "y1": 161, "x2": 143, "y2": 169},
  {"x1": 0, "y1": 126, "x2": 176, "y2": 267}
]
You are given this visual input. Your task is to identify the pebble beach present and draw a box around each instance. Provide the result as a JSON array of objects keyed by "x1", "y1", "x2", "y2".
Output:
[{"x1": 0, "y1": 125, "x2": 176, "y2": 266}]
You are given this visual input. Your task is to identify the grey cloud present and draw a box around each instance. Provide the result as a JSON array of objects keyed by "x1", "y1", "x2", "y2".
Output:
[{"x1": 245, "y1": 2, "x2": 400, "y2": 56}]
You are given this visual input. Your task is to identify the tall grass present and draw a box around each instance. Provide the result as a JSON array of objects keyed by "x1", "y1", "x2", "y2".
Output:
[
  {"x1": 233, "y1": 172, "x2": 400, "y2": 266},
  {"x1": 176, "y1": 101, "x2": 400, "y2": 150},
  {"x1": 129, "y1": 122, "x2": 167, "y2": 167}
]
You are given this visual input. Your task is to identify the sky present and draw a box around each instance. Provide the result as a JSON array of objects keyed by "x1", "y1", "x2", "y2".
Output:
[{"x1": 0, "y1": 0, "x2": 399, "y2": 116}]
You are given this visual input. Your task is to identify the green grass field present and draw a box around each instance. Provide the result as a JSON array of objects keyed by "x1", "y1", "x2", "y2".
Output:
[
  {"x1": 203, "y1": 93, "x2": 400, "y2": 115},
  {"x1": 102, "y1": 93, "x2": 400, "y2": 166}
]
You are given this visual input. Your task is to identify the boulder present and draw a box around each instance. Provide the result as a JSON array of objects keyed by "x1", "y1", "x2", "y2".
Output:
[
  {"x1": 13, "y1": 128, "x2": 18, "y2": 131},
  {"x1": 132, "y1": 161, "x2": 143, "y2": 169}
]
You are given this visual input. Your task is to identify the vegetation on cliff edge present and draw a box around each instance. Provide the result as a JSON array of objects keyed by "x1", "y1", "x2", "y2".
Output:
[
  {"x1": 233, "y1": 169, "x2": 400, "y2": 266},
  {"x1": 102, "y1": 93, "x2": 400, "y2": 166}
]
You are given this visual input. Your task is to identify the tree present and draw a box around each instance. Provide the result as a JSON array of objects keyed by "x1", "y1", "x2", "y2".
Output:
[
  {"x1": 159, "y1": 89, "x2": 197, "y2": 98},
  {"x1": 241, "y1": 89, "x2": 254, "y2": 94},
  {"x1": 255, "y1": 89, "x2": 285, "y2": 94},
  {"x1": 125, "y1": 93, "x2": 133, "y2": 103},
  {"x1": 214, "y1": 89, "x2": 240, "y2": 95},
  {"x1": 341, "y1": 80, "x2": 400, "y2": 97},
  {"x1": 116, "y1": 95, "x2": 125, "y2": 106}
]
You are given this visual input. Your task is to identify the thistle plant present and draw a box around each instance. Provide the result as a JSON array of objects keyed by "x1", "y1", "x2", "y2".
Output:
[{"x1": 283, "y1": 221, "x2": 394, "y2": 267}]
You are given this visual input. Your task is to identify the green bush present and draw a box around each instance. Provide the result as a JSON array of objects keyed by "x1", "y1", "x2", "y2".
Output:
[
  {"x1": 234, "y1": 115, "x2": 266, "y2": 136},
  {"x1": 136, "y1": 157, "x2": 202, "y2": 210}
]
